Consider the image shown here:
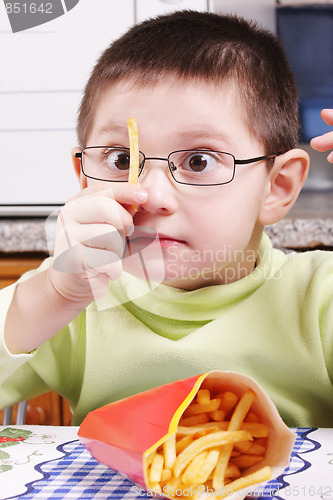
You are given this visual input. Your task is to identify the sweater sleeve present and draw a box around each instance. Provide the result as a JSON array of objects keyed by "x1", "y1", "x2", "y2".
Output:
[
  {"x1": 0, "y1": 259, "x2": 60, "y2": 408},
  {"x1": 317, "y1": 255, "x2": 333, "y2": 383},
  {"x1": 0, "y1": 276, "x2": 41, "y2": 386},
  {"x1": 0, "y1": 315, "x2": 86, "y2": 412}
]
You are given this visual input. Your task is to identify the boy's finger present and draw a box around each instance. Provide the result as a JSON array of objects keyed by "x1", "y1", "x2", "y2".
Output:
[
  {"x1": 69, "y1": 196, "x2": 131, "y2": 226},
  {"x1": 70, "y1": 182, "x2": 148, "y2": 207},
  {"x1": 73, "y1": 224, "x2": 126, "y2": 256},
  {"x1": 53, "y1": 245, "x2": 122, "y2": 276}
]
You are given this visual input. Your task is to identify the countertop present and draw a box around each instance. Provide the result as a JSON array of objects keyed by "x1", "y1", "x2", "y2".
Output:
[
  {"x1": 265, "y1": 190, "x2": 333, "y2": 249},
  {"x1": 0, "y1": 191, "x2": 332, "y2": 253}
]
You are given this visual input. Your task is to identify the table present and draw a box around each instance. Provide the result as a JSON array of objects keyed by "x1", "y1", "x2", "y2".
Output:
[{"x1": 0, "y1": 426, "x2": 332, "y2": 499}]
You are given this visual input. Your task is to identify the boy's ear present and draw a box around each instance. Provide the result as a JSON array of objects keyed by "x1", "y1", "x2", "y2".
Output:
[
  {"x1": 258, "y1": 148, "x2": 309, "y2": 226},
  {"x1": 71, "y1": 147, "x2": 88, "y2": 189}
]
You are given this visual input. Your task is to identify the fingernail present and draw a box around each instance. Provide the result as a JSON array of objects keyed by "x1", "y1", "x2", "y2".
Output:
[{"x1": 135, "y1": 189, "x2": 148, "y2": 203}]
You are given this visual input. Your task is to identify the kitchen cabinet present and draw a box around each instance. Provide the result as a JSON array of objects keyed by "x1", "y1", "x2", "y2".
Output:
[
  {"x1": 0, "y1": 254, "x2": 47, "y2": 288},
  {"x1": 0, "y1": 253, "x2": 72, "y2": 426}
]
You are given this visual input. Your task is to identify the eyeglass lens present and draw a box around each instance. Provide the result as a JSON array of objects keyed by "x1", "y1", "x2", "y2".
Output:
[{"x1": 81, "y1": 147, "x2": 236, "y2": 185}]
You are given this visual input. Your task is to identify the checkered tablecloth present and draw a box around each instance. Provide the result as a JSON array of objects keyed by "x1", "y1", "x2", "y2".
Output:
[
  {"x1": 15, "y1": 439, "x2": 143, "y2": 499},
  {"x1": 2, "y1": 427, "x2": 333, "y2": 500}
]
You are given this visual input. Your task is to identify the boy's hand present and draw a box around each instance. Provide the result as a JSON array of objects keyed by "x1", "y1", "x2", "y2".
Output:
[
  {"x1": 48, "y1": 183, "x2": 148, "y2": 306},
  {"x1": 310, "y1": 109, "x2": 333, "y2": 163}
]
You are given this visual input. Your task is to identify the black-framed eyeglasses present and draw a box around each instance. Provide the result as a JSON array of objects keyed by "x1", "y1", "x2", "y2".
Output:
[{"x1": 75, "y1": 147, "x2": 282, "y2": 187}]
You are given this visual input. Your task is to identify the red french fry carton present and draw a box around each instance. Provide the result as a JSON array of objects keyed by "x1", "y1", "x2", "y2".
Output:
[{"x1": 78, "y1": 371, "x2": 296, "y2": 499}]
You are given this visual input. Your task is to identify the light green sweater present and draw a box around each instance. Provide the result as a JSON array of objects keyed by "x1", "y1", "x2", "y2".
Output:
[{"x1": 1, "y1": 234, "x2": 333, "y2": 427}]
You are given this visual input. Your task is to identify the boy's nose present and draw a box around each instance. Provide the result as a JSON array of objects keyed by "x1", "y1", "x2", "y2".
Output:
[
  {"x1": 139, "y1": 157, "x2": 172, "y2": 182},
  {"x1": 137, "y1": 158, "x2": 178, "y2": 214}
]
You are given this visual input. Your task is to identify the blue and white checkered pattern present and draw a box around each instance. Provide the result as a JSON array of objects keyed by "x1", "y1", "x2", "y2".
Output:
[
  {"x1": 249, "y1": 428, "x2": 320, "y2": 499},
  {"x1": 18, "y1": 439, "x2": 150, "y2": 499},
  {"x1": 14, "y1": 428, "x2": 319, "y2": 500}
]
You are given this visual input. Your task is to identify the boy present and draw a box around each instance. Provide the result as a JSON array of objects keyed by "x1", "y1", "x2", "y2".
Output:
[{"x1": 1, "y1": 11, "x2": 333, "y2": 427}]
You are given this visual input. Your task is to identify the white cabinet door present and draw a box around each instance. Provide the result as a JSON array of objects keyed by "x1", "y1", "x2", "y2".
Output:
[{"x1": 136, "y1": 0, "x2": 208, "y2": 23}]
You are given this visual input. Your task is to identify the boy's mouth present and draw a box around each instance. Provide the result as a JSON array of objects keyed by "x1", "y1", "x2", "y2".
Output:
[
  {"x1": 156, "y1": 234, "x2": 186, "y2": 249},
  {"x1": 124, "y1": 226, "x2": 186, "y2": 255}
]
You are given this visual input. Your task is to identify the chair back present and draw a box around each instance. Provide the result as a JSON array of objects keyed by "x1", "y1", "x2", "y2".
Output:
[{"x1": 2, "y1": 401, "x2": 28, "y2": 425}]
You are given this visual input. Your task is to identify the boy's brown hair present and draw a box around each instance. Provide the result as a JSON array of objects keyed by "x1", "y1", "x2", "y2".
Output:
[{"x1": 77, "y1": 10, "x2": 299, "y2": 156}]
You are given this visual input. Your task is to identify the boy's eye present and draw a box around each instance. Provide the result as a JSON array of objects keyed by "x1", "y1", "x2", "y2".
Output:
[
  {"x1": 182, "y1": 152, "x2": 219, "y2": 172},
  {"x1": 188, "y1": 154, "x2": 209, "y2": 172},
  {"x1": 104, "y1": 149, "x2": 130, "y2": 171}
]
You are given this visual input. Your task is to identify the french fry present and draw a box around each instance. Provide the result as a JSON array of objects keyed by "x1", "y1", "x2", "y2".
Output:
[
  {"x1": 127, "y1": 117, "x2": 139, "y2": 184},
  {"x1": 188, "y1": 421, "x2": 269, "y2": 436},
  {"x1": 241, "y1": 423, "x2": 269, "y2": 438},
  {"x1": 201, "y1": 422, "x2": 229, "y2": 430},
  {"x1": 233, "y1": 440, "x2": 252, "y2": 453},
  {"x1": 179, "y1": 413, "x2": 210, "y2": 426},
  {"x1": 183, "y1": 399, "x2": 221, "y2": 417},
  {"x1": 161, "y1": 469, "x2": 172, "y2": 482},
  {"x1": 212, "y1": 389, "x2": 256, "y2": 489},
  {"x1": 231, "y1": 455, "x2": 264, "y2": 469},
  {"x1": 243, "y1": 442, "x2": 266, "y2": 456},
  {"x1": 127, "y1": 117, "x2": 139, "y2": 211},
  {"x1": 218, "y1": 392, "x2": 238, "y2": 415},
  {"x1": 209, "y1": 410, "x2": 226, "y2": 422},
  {"x1": 173, "y1": 430, "x2": 252, "y2": 478},
  {"x1": 164, "y1": 475, "x2": 183, "y2": 494},
  {"x1": 230, "y1": 454, "x2": 263, "y2": 469},
  {"x1": 197, "y1": 389, "x2": 211, "y2": 405},
  {"x1": 149, "y1": 452, "x2": 164, "y2": 483},
  {"x1": 228, "y1": 390, "x2": 255, "y2": 431},
  {"x1": 195, "y1": 449, "x2": 220, "y2": 484},
  {"x1": 149, "y1": 482, "x2": 162, "y2": 494},
  {"x1": 225, "y1": 463, "x2": 241, "y2": 479},
  {"x1": 177, "y1": 425, "x2": 221, "y2": 436},
  {"x1": 254, "y1": 437, "x2": 268, "y2": 447},
  {"x1": 212, "y1": 443, "x2": 233, "y2": 490},
  {"x1": 164, "y1": 433, "x2": 177, "y2": 470},
  {"x1": 244, "y1": 411, "x2": 259, "y2": 423},
  {"x1": 146, "y1": 386, "x2": 271, "y2": 499},
  {"x1": 146, "y1": 448, "x2": 157, "y2": 468},
  {"x1": 182, "y1": 451, "x2": 208, "y2": 485},
  {"x1": 176, "y1": 435, "x2": 194, "y2": 453},
  {"x1": 217, "y1": 466, "x2": 272, "y2": 499}
]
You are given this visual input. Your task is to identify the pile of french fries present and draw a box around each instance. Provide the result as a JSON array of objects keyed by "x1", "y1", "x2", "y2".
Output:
[{"x1": 145, "y1": 387, "x2": 271, "y2": 499}]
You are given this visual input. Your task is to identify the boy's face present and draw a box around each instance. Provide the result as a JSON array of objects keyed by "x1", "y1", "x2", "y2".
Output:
[{"x1": 81, "y1": 77, "x2": 273, "y2": 290}]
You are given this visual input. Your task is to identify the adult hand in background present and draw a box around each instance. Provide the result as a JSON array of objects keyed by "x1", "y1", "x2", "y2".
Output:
[{"x1": 310, "y1": 109, "x2": 333, "y2": 163}]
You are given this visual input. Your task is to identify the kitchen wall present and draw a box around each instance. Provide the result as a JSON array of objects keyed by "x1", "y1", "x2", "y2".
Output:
[{"x1": 0, "y1": 0, "x2": 135, "y2": 212}]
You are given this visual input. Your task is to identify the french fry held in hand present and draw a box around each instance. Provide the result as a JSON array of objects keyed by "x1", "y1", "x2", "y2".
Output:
[
  {"x1": 127, "y1": 117, "x2": 140, "y2": 212},
  {"x1": 78, "y1": 371, "x2": 296, "y2": 500}
]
